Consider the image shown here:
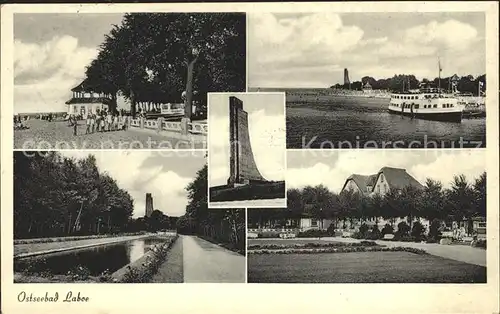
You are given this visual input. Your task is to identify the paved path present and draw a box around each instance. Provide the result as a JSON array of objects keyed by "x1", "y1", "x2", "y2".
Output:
[
  {"x1": 181, "y1": 235, "x2": 245, "y2": 283},
  {"x1": 14, "y1": 119, "x2": 205, "y2": 149},
  {"x1": 315, "y1": 237, "x2": 486, "y2": 267}
]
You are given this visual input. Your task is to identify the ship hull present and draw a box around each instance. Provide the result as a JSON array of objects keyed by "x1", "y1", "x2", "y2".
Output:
[{"x1": 388, "y1": 108, "x2": 462, "y2": 123}]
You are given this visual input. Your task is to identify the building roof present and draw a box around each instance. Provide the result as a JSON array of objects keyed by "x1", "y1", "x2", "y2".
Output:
[
  {"x1": 65, "y1": 97, "x2": 112, "y2": 105},
  {"x1": 363, "y1": 82, "x2": 372, "y2": 89},
  {"x1": 342, "y1": 174, "x2": 374, "y2": 194},
  {"x1": 375, "y1": 167, "x2": 423, "y2": 191},
  {"x1": 341, "y1": 167, "x2": 423, "y2": 194},
  {"x1": 71, "y1": 78, "x2": 102, "y2": 93}
]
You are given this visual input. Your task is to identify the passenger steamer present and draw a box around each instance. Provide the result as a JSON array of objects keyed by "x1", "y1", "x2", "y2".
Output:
[
  {"x1": 388, "y1": 86, "x2": 462, "y2": 122},
  {"x1": 388, "y1": 60, "x2": 463, "y2": 123}
]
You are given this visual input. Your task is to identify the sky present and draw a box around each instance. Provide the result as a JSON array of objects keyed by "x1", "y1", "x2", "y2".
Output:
[
  {"x1": 248, "y1": 12, "x2": 486, "y2": 88},
  {"x1": 59, "y1": 150, "x2": 206, "y2": 218},
  {"x1": 287, "y1": 149, "x2": 486, "y2": 193},
  {"x1": 208, "y1": 93, "x2": 286, "y2": 186},
  {"x1": 14, "y1": 13, "x2": 125, "y2": 114}
]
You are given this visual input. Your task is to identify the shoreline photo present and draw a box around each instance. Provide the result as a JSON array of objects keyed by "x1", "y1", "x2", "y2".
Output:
[
  {"x1": 13, "y1": 12, "x2": 247, "y2": 150},
  {"x1": 248, "y1": 12, "x2": 487, "y2": 149}
]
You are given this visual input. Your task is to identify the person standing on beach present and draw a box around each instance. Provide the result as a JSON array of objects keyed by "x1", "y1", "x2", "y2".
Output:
[
  {"x1": 90, "y1": 113, "x2": 95, "y2": 133},
  {"x1": 85, "y1": 114, "x2": 91, "y2": 134},
  {"x1": 73, "y1": 115, "x2": 78, "y2": 136}
]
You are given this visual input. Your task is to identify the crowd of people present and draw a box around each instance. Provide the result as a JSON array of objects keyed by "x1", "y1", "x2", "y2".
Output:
[
  {"x1": 68, "y1": 109, "x2": 131, "y2": 136},
  {"x1": 13, "y1": 115, "x2": 29, "y2": 130}
]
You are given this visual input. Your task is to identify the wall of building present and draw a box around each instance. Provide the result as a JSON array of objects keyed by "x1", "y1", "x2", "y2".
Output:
[
  {"x1": 373, "y1": 173, "x2": 390, "y2": 195},
  {"x1": 344, "y1": 180, "x2": 361, "y2": 193},
  {"x1": 67, "y1": 103, "x2": 108, "y2": 117}
]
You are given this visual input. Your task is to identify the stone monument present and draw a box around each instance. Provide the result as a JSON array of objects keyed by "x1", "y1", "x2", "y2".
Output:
[{"x1": 226, "y1": 96, "x2": 267, "y2": 187}]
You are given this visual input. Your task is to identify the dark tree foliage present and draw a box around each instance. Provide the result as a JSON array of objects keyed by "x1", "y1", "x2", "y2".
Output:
[
  {"x1": 176, "y1": 164, "x2": 245, "y2": 252},
  {"x1": 332, "y1": 74, "x2": 486, "y2": 95},
  {"x1": 248, "y1": 172, "x2": 486, "y2": 227},
  {"x1": 84, "y1": 13, "x2": 246, "y2": 116},
  {"x1": 14, "y1": 152, "x2": 134, "y2": 239}
]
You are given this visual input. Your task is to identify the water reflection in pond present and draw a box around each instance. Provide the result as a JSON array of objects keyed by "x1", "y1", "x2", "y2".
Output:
[{"x1": 15, "y1": 237, "x2": 167, "y2": 276}]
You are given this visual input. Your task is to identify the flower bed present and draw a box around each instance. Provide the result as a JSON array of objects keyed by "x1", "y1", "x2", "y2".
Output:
[
  {"x1": 248, "y1": 240, "x2": 378, "y2": 250},
  {"x1": 248, "y1": 246, "x2": 428, "y2": 255}
]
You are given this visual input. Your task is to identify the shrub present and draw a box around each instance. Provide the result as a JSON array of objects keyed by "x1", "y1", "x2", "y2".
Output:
[
  {"x1": 257, "y1": 231, "x2": 280, "y2": 238},
  {"x1": 326, "y1": 224, "x2": 336, "y2": 235},
  {"x1": 359, "y1": 223, "x2": 369, "y2": 237},
  {"x1": 68, "y1": 265, "x2": 91, "y2": 281},
  {"x1": 381, "y1": 224, "x2": 394, "y2": 236},
  {"x1": 472, "y1": 239, "x2": 486, "y2": 249},
  {"x1": 395, "y1": 221, "x2": 410, "y2": 237},
  {"x1": 428, "y1": 219, "x2": 442, "y2": 240},
  {"x1": 366, "y1": 226, "x2": 382, "y2": 240},
  {"x1": 351, "y1": 231, "x2": 364, "y2": 239},
  {"x1": 297, "y1": 229, "x2": 330, "y2": 238},
  {"x1": 411, "y1": 221, "x2": 425, "y2": 241}
]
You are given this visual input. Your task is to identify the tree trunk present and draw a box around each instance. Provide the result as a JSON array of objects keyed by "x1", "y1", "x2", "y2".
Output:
[
  {"x1": 232, "y1": 219, "x2": 238, "y2": 245},
  {"x1": 130, "y1": 89, "x2": 136, "y2": 117},
  {"x1": 111, "y1": 92, "x2": 117, "y2": 113},
  {"x1": 185, "y1": 57, "x2": 198, "y2": 121}
]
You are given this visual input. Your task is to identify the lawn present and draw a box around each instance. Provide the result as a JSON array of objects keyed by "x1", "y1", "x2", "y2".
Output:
[{"x1": 248, "y1": 251, "x2": 486, "y2": 283}]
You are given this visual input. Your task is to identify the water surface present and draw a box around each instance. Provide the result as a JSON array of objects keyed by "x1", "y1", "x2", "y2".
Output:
[
  {"x1": 286, "y1": 97, "x2": 486, "y2": 149},
  {"x1": 14, "y1": 237, "x2": 166, "y2": 276}
]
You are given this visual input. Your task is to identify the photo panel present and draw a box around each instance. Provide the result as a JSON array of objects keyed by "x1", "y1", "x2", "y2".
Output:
[
  {"x1": 207, "y1": 92, "x2": 287, "y2": 208},
  {"x1": 248, "y1": 149, "x2": 487, "y2": 283},
  {"x1": 13, "y1": 12, "x2": 247, "y2": 150},
  {"x1": 247, "y1": 12, "x2": 487, "y2": 149},
  {"x1": 13, "y1": 150, "x2": 245, "y2": 284}
]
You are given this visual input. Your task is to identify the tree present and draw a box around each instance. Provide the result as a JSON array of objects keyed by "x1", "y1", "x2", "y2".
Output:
[
  {"x1": 13, "y1": 152, "x2": 134, "y2": 239},
  {"x1": 180, "y1": 163, "x2": 245, "y2": 252},
  {"x1": 445, "y1": 174, "x2": 478, "y2": 235},
  {"x1": 473, "y1": 172, "x2": 486, "y2": 218},
  {"x1": 421, "y1": 178, "x2": 445, "y2": 220},
  {"x1": 85, "y1": 13, "x2": 246, "y2": 118}
]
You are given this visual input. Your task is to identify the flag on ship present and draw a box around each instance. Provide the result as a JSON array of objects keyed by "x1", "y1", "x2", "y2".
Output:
[{"x1": 479, "y1": 81, "x2": 484, "y2": 87}]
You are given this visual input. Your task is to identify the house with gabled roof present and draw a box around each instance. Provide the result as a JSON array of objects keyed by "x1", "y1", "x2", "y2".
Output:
[
  {"x1": 65, "y1": 78, "x2": 120, "y2": 118},
  {"x1": 341, "y1": 167, "x2": 423, "y2": 196}
]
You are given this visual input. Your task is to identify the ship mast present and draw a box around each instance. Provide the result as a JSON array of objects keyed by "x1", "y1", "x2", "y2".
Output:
[{"x1": 438, "y1": 57, "x2": 442, "y2": 96}]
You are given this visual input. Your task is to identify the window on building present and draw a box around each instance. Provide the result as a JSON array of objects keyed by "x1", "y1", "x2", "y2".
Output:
[
  {"x1": 311, "y1": 219, "x2": 318, "y2": 227},
  {"x1": 433, "y1": 104, "x2": 437, "y2": 108},
  {"x1": 381, "y1": 175, "x2": 384, "y2": 183},
  {"x1": 377, "y1": 185, "x2": 380, "y2": 193},
  {"x1": 414, "y1": 104, "x2": 419, "y2": 109}
]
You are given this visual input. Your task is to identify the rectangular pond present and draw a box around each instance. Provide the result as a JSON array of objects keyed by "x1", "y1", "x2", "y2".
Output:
[{"x1": 14, "y1": 237, "x2": 168, "y2": 276}]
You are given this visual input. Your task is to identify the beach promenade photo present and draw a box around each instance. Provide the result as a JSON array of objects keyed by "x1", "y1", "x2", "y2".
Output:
[{"x1": 13, "y1": 13, "x2": 246, "y2": 149}]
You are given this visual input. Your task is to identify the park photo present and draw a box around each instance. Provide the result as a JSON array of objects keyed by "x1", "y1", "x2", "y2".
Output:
[
  {"x1": 247, "y1": 149, "x2": 487, "y2": 283},
  {"x1": 13, "y1": 12, "x2": 246, "y2": 149},
  {"x1": 13, "y1": 150, "x2": 245, "y2": 283}
]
